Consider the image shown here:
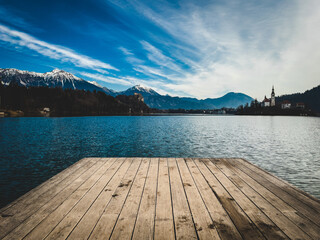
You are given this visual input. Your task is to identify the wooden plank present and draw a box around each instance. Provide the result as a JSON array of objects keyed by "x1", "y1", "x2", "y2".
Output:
[
  {"x1": 110, "y1": 158, "x2": 150, "y2": 239},
  {"x1": 221, "y1": 158, "x2": 320, "y2": 240},
  {"x1": 154, "y1": 158, "x2": 175, "y2": 240},
  {"x1": 132, "y1": 158, "x2": 159, "y2": 240},
  {"x1": 216, "y1": 158, "x2": 312, "y2": 240},
  {"x1": 229, "y1": 158, "x2": 320, "y2": 226},
  {"x1": 88, "y1": 158, "x2": 142, "y2": 240},
  {"x1": 176, "y1": 158, "x2": 221, "y2": 239},
  {"x1": 66, "y1": 158, "x2": 133, "y2": 240},
  {"x1": 194, "y1": 158, "x2": 265, "y2": 240},
  {"x1": 2, "y1": 158, "x2": 115, "y2": 240},
  {"x1": 0, "y1": 157, "x2": 89, "y2": 213},
  {"x1": 21, "y1": 158, "x2": 120, "y2": 240},
  {"x1": 1, "y1": 157, "x2": 319, "y2": 240},
  {"x1": 0, "y1": 158, "x2": 96, "y2": 239},
  {"x1": 235, "y1": 158, "x2": 320, "y2": 209},
  {"x1": 205, "y1": 159, "x2": 289, "y2": 239},
  {"x1": 42, "y1": 158, "x2": 129, "y2": 240},
  {"x1": 168, "y1": 158, "x2": 197, "y2": 240},
  {"x1": 185, "y1": 158, "x2": 242, "y2": 240}
]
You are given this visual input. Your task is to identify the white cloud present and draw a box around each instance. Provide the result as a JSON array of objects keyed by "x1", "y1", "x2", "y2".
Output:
[
  {"x1": 118, "y1": 46, "x2": 133, "y2": 56},
  {"x1": 116, "y1": 0, "x2": 320, "y2": 99},
  {"x1": 79, "y1": 72, "x2": 132, "y2": 86},
  {"x1": 0, "y1": 24, "x2": 118, "y2": 72},
  {"x1": 79, "y1": 71, "x2": 171, "y2": 95},
  {"x1": 133, "y1": 65, "x2": 171, "y2": 79},
  {"x1": 140, "y1": 40, "x2": 182, "y2": 73},
  {"x1": 119, "y1": 46, "x2": 144, "y2": 64},
  {"x1": 2, "y1": 1, "x2": 320, "y2": 99}
]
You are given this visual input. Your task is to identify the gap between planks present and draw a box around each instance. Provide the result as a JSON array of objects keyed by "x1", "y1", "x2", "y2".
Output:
[{"x1": 0, "y1": 157, "x2": 319, "y2": 240}]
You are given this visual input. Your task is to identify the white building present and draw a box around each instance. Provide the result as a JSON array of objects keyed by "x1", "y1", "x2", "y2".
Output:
[
  {"x1": 262, "y1": 96, "x2": 270, "y2": 107},
  {"x1": 281, "y1": 100, "x2": 291, "y2": 109},
  {"x1": 262, "y1": 86, "x2": 276, "y2": 107}
]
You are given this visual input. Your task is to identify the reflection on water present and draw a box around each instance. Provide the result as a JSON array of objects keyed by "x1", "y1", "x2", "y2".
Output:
[{"x1": 0, "y1": 115, "x2": 319, "y2": 207}]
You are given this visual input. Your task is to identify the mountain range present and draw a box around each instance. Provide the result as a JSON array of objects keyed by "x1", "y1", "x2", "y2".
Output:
[
  {"x1": 0, "y1": 68, "x2": 104, "y2": 92},
  {"x1": 0, "y1": 68, "x2": 253, "y2": 109}
]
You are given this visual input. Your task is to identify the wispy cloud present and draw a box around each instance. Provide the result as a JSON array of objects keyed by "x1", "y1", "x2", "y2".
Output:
[
  {"x1": 0, "y1": 24, "x2": 118, "y2": 73},
  {"x1": 0, "y1": 6, "x2": 39, "y2": 32},
  {"x1": 79, "y1": 72, "x2": 132, "y2": 86},
  {"x1": 110, "y1": 0, "x2": 320, "y2": 99},
  {"x1": 79, "y1": 71, "x2": 170, "y2": 95},
  {"x1": 118, "y1": 46, "x2": 133, "y2": 56},
  {"x1": 140, "y1": 40, "x2": 181, "y2": 73},
  {"x1": 1, "y1": 0, "x2": 319, "y2": 99},
  {"x1": 133, "y1": 66, "x2": 165, "y2": 79},
  {"x1": 118, "y1": 46, "x2": 144, "y2": 64}
]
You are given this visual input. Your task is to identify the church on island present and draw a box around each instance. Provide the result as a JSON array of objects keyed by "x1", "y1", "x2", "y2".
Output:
[
  {"x1": 262, "y1": 86, "x2": 276, "y2": 107},
  {"x1": 237, "y1": 86, "x2": 311, "y2": 116}
]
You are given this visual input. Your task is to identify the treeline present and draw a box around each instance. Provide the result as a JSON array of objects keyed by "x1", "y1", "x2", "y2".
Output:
[
  {"x1": 0, "y1": 83, "x2": 151, "y2": 116},
  {"x1": 236, "y1": 85, "x2": 320, "y2": 116},
  {"x1": 276, "y1": 85, "x2": 320, "y2": 113},
  {"x1": 160, "y1": 108, "x2": 236, "y2": 114},
  {"x1": 236, "y1": 100, "x2": 315, "y2": 116}
]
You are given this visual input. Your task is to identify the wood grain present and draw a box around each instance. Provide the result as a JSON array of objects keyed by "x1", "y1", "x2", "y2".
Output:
[{"x1": 1, "y1": 158, "x2": 319, "y2": 240}]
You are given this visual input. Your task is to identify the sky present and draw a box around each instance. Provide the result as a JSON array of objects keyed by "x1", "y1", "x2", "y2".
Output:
[{"x1": 0, "y1": 0, "x2": 319, "y2": 99}]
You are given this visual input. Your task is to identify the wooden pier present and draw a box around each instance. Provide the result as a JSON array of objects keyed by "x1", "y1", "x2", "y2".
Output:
[{"x1": 1, "y1": 158, "x2": 320, "y2": 239}]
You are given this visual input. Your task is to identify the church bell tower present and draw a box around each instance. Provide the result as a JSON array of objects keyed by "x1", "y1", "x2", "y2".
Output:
[{"x1": 271, "y1": 85, "x2": 275, "y2": 106}]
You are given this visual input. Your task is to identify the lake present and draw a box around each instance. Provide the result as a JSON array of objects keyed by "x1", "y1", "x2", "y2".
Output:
[{"x1": 0, "y1": 115, "x2": 319, "y2": 208}]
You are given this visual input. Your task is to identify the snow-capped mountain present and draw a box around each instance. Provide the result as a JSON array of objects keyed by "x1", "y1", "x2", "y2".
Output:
[
  {"x1": 88, "y1": 80, "x2": 103, "y2": 88},
  {"x1": 117, "y1": 85, "x2": 160, "y2": 97},
  {"x1": 0, "y1": 68, "x2": 106, "y2": 92},
  {"x1": 0, "y1": 68, "x2": 44, "y2": 86},
  {"x1": 0, "y1": 68, "x2": 253, "y2": 109},
  {"x1": 112, "y1": 85, "x2": 252, "y2": 109}
]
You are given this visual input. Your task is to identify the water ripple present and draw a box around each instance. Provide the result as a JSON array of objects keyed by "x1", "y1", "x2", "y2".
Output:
[{"x1": 0, "y1": 115, "x2": 319, "y2": 207}]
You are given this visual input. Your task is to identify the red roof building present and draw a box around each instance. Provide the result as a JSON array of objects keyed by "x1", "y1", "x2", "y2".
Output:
[
  {"x1": 281, "y1": 100, "x2": 291, "y2": 109},
  {"x1": 296, "y1": 102, "x2": 305, "y2": 108},
  {"x1": 262, "y1": 96, "x2": 271, "y2": 107}
]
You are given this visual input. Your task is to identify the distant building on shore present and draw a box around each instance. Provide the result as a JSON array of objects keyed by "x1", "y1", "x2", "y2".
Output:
[
  {"x1": 281, "y1": 100, "x2": 291, "y2": 109},
  {"x1": 238, "y1": 85, "x2": 313, "y2": 115},
  {"x1": 262, "y1": 86, "x2": 276, "y2": 107},
  {"x1": 296, "y1": 102, "x2": 305, "y2": 109},
  {"x1": 262, "y1": 96, "x2": 271, "y2": 107}
]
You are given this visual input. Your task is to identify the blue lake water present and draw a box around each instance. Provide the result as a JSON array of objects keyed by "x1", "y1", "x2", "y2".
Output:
[{"x1": 0, "y1": 115, "x2": 319, "y2": 208}]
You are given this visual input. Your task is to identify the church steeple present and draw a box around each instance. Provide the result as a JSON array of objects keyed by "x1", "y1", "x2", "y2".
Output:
[{"x1": 271, "y1": 85, "x2": 275, "y2": 106}]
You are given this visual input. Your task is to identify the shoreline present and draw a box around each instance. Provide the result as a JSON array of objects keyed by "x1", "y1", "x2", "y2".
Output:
[{"x1": 1, "y1": 112, "x2": 319, "y2": 118}]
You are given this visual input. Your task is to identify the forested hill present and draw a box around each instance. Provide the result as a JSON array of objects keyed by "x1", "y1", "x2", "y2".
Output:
[
  {"x1": 276, "y1": 85, "x2": 320, "y2": 113},
  {"x1": 0, "y1": 83, "x2": 151, "y2": 116},
  {"x1": 0, "y1": 68, "x2": 253, "y2": 109}
]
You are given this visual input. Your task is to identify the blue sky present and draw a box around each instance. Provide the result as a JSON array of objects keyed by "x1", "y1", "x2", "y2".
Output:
[{"x1": 0, "y1": 0, "x2": 319, "y2": 99}]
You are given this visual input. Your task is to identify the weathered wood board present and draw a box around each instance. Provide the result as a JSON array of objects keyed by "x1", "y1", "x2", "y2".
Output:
[{"x1": 1, "y1": 158, "x2": 319, "y2": 239}]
